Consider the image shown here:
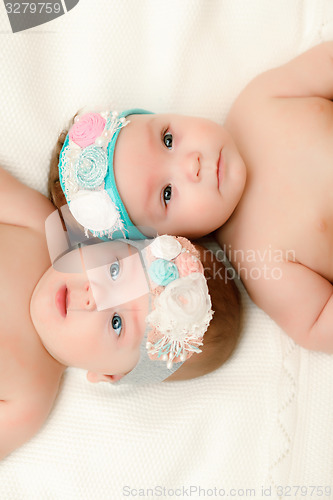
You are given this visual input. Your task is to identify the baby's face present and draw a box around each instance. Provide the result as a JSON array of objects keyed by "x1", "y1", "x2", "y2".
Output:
[
  {"x1": 30, "y1": 242, "x2": 149, "y2": 377},
  {"x1": 114, "y1": 113, "x2": 246, "y2": 238}
]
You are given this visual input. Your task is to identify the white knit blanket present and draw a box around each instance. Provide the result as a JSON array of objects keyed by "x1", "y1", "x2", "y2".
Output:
[{"x1": 1, "y1": 1, "x2": 333, "y2": 499}]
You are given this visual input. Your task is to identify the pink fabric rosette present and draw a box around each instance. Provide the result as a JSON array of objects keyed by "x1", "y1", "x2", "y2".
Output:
[
  {"x1": 69, "y1": 113, "x2": 106, "y2": 148},
  {"x1": 175, "y1": 252, "x2": 204, "y2": 277}
]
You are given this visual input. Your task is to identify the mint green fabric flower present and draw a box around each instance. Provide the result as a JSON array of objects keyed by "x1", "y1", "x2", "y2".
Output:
[
  {"x1": 148, "y1": 258, "x2": 179, "y2": 286},
  {"x1": 75, "y1": 145, "x2": 108, "y2": 189}
]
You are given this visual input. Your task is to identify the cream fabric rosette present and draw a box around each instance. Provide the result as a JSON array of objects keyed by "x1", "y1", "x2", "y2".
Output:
[
  {"x1": 146, "y1": 272, "x2": 213, "y2": 340},
  {"x1": 149, "y1": 234, "x2": 182, "y2": 260},
  {"x1": 145, "y1": 235, "x2": 213, "y2": 368}
]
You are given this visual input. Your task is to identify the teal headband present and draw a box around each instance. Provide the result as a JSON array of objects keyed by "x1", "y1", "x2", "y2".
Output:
[{"x1": 58, "y1": 108, "x2": 153, "y2": 240}]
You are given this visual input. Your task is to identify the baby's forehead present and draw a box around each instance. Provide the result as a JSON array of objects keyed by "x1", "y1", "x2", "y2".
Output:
[
  {"x1": 51, "y1": 240, "x2": 136, "y2": 272},
  {"x1": 54, "y1": 241, "x2": 150, "y2": 311},
  {"x1": 81, "y1": 240, "x2": 135, "y2": 267}
]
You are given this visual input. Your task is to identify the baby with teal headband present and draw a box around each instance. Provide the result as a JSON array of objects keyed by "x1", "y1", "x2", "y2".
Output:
[{"x1": 51, "y1": 106, "x2": 240, "y2": 241}]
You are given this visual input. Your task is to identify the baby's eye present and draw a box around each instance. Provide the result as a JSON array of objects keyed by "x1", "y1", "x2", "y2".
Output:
[
  {"x1": 111, "y1": 313, "x2": 122, "y2": 336},
  {"x1": 109, "y1": 259, "x2": 120, "y2": 280},
  {"x1": 163, "y1": 185, "x2": 172, "y2": 206},
  {"x1": 163, "y1": 131, "x2": 173, "y2": 150}
]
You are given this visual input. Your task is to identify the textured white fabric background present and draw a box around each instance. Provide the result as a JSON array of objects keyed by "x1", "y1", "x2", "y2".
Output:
[{"x1": 0, "y1": 1, "x2": 333, "y2": 499}]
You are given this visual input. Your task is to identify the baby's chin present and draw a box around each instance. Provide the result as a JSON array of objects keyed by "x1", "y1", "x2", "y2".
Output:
[
  {"x1": 29, "y1": 265, "x2": 61, "y2": 335},
  {"x1": 31, "y1": 262, "x2": 51, "y2": 300},
  {"x1": 171, "y1": 222, "x2": 225, "y2": 240}
]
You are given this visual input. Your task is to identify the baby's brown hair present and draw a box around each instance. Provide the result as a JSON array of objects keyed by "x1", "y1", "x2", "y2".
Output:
[
  {"x1": 167, "y1": 243, "x2": 241, "y2": 381},
  {"x1": 48, "y1": 130, "x2": 68, "y2": 209}
]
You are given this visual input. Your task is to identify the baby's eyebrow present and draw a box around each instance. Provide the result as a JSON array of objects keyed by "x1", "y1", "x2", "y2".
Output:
[
  {"x1": 143, "y1": 175, "x2": 155, "y2": 212},
  {"x1": 146, "y1": 115, "x2": 156, "y2": 148},
  {"x1": 141, "y1": 117, "x2": 167, "y2": 222},
  {"x1": 143, "y1": 180, "x2": 167, "y2": 224},
  {"x1": 129, "y1": 305, "x2": 144, "y2": 337}
]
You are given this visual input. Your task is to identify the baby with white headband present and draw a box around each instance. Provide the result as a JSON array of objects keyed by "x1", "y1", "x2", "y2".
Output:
[{"x1": 0, "y1": 167, "x2": 240, "y2": 460}]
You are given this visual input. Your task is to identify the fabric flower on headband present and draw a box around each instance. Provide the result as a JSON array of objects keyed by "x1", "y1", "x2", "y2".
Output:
[
  {"x1": 69, "y1": 113, "x2": 106, "y2": 149},
  {"x1": 59, "y1": 111, "x2": 129, "y2": 237},
  {"x1": 145, "y1": 235, "x2": 213, "y2": 369}
]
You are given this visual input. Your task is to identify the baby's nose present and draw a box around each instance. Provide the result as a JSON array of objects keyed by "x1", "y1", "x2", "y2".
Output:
[
  {"x1": 184, "y1": 153, "x2": 200, "y2": 182},
  {"x1": 68, "y1": 282, "x2": 97, "y2": 311},
  {"x1": 84, "y1": 283, "x2": 97, "y2": 311}
]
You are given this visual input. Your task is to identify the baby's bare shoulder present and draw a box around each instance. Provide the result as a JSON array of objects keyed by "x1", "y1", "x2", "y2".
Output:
[
  {"x1": 0, "y1": 329, "x2": 56, "y2": 397},
  {"x1": 0, "y1": 383, "x2": 58, "y2": 460},
  {"x1": 0, "y1": 337, "x2": 62, "y2": 459},
  {"x1": 230, "y1": 42, "x2": 333, "y2": 112}
]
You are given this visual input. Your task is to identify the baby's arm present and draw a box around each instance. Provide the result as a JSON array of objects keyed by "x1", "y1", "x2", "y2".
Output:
[
  {"x1": 241, "y1": 41, "x2": 333, "y2": 100},
  {"x1": 0, "y1": 167, "x2": 52, "y2": 232},
  {"x1": 247, "y1": 260, "x2": 333, "y2": 352}
]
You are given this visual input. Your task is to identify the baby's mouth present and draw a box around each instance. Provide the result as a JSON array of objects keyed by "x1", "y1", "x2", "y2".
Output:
[
  {"x1": 55, "y1": 285, "x2": 68, "y2": 318},
  {"x1": 217, "y1": 150, "x2": 224, "y2": 189}
]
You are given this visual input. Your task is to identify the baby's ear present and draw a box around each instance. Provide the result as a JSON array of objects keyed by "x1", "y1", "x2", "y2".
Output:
[{"x1": 86, "y1": 371, "x2": 125, "y2": 383}]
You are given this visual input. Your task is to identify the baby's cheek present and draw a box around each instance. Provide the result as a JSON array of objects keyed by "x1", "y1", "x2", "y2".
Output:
[{"x1": 197, "y1": 119, "x2": 221, "y2": 138}]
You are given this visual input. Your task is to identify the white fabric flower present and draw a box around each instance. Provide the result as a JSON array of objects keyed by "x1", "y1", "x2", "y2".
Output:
[
  {"x1": 69, "y1": 189, "x2": 121, "y2": 232},
  {"x1": 149, "y1": 235, "x2": 182, "y2": 260},
  {"x1": 146, "y1": 273, "x2": 213, "y2": 340}
]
